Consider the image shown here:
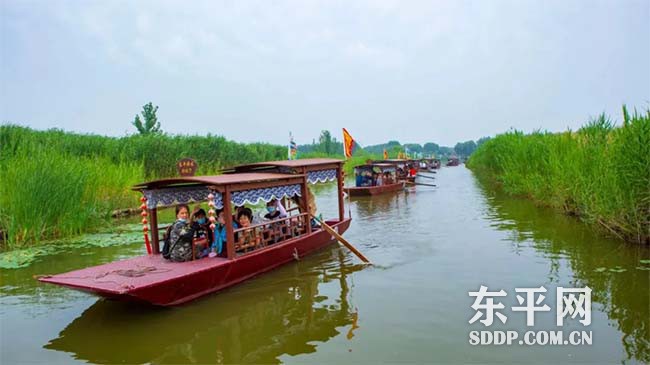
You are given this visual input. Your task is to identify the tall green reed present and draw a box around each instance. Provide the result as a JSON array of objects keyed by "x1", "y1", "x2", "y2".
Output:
[{"x1": 467, "y1": 106, "x2": 650, "y2": 244}]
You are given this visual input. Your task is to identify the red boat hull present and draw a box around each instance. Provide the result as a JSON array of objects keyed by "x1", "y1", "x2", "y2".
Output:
[
  {"x1": 344, "y1": 182, "x2": 404, "y2": 196},
  {"x1": 39, "y1": 218, "x2": 351, "y2": 306}
]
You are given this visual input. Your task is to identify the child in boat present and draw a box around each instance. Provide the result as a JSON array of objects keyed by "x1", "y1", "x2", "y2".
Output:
[
  {"x1": 190, "y1": 207, "x2": 212, "y2": 258},
  {"x1": 167, "y1": 204, "x2": 195, "y2": 262},
  {"x1": 210, "y1": 208, "x2": 238, "y2": 256},
  {"x1": 237, "y1": 207, "x2": 260, "y2": 251}
]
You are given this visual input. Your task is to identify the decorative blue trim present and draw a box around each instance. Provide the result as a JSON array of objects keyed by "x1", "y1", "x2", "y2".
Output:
[
  {"x1": 307, "y1": 169, "x2": 337, "y2": 184},
  {"x1": 144, "y1": 186, "x2": 215, "y2": 209},
  {"x1": 231, "y1": 184, "x2": 302, "y2": 207},
  {"x1": 143, "y1": 183, "x2": 306, "y2": 210}
]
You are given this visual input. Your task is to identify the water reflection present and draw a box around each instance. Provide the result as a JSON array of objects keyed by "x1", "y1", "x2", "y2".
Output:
[
  {"x1": 475, "y1": 176, "x2": 650, "y2": 363},
  {"x1": 45, "y1": 248, "x2": 363, "y2": 364}
]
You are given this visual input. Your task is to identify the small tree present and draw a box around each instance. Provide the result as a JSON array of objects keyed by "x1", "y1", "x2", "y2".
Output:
[{"x1": 132, "y1": 102, "x2": 162, "y2": 135}]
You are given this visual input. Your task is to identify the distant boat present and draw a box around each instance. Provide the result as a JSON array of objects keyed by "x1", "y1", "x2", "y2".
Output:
[
  {"x1": 372, "y1": 159, "x2": 418, "y2": 182},
  {"x1": 446, "y1": 157, "x2": 460, "y2": 167},
  {"x1": 39, "y1": 159, "x2": 352, "y2": 306},
  {"x1": 344, "y1": 163, "x2": 405, "y2": 196}
]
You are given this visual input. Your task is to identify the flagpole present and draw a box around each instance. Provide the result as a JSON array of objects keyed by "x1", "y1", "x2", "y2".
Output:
[{"x1": 288, "y1": 132, "x2": 292, "y2": 160}]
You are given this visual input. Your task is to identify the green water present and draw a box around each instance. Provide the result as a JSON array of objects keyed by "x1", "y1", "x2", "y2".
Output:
[{"x1": 1, "y1": 167, "x2": 648, "y2": 364}]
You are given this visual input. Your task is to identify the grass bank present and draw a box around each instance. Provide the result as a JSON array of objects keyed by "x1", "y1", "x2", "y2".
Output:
[{"x1": 466, "y1": 106, "x2": 650, "y2": 245}]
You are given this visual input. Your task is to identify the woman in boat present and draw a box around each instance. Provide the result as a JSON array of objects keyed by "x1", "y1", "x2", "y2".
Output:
[
  {"x1": 375, "y1": 171, "x2": 383, "y2": 186},
  {"x1": 408, "y1": 164, "x2": 417, "y2": 177},
  {"x1": 167, "y1": 204, "x2": 195, "y2": 262},
  {"x1": 237, "y1": 207, "x2": 261, "y2": 251},
  {"x1": 384, "y1": 171, "x2": 393, "y2": 184},
  {"x1": 190, "y1": 207, "x2": 212, "y2": 258}
]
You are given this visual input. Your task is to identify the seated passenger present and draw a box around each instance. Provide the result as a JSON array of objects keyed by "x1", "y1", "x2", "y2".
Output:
[
  {"x1": 361, "y1": 171, "x2": 372, "y2": 186},
  {"x1": 263, "y1": 199, "x2": 289, "y2": 243},
  {"x1": 191, "y1": 207, "x2": 213, "y2": 259},
  {"x1": 384, "y1": 172, "x2": 392, "y2": 184},
  {"x1": 264, "y1": 199, "x2": 288, "y2": 221},
  {"x1": 237, "y1": 207, "x2": 260, "y2": 251},
  {"x1": 375, "y1": 172, "x2": 383, "y2": 186},
  {"x1": 210, "y1": 208, "x2": 237, "y2": 256},
  {"x1": 166, "y1": 204, "x2": 195, "y2": 262}
]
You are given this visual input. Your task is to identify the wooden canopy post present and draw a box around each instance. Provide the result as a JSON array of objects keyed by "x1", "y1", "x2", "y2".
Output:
[
  {"x1": 223, "y1": 186, "x2": 235, "y2": 259},
  {"x1": 149, "y1": 208, "x2": 160, "y2": 254},
  {"x1": 300, "y1": 168, "x2": 312, "y2": 235},
  {"x1": 336, "y1": 164, "x2": 345, "y2": 222}
]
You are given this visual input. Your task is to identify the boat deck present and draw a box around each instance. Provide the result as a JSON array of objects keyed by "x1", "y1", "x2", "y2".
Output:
[{"x1": 39, "y1": 254, "x2": 230, "y2": 295}]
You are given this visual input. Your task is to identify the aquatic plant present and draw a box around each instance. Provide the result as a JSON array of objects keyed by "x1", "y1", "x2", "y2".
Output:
[
  {"x1": 467, "y1": 106, "x2": 650, "y2": 245},
  {"x1": 0, "y1": 125, "x2": 287, "y2": 247}
]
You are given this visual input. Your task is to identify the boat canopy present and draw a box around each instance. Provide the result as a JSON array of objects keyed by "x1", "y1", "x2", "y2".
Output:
[
  {"x1": 133, "y1": 173, "x2": 305, "y2": 209},
  {"x1": 225, "y1": 158, "x2": 343, "y2": 184},
  {"x1": 354, "y1": 163, "x2": 396, "y2": 173}
]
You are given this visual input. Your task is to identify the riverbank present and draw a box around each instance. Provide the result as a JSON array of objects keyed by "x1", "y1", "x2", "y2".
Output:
[{"x1": 466, "y1": 106, "x2": 650, "y2": 245}]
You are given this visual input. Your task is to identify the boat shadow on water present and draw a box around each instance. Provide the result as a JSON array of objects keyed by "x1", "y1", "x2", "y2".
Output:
[{"x1": 44, "y1": 249, "x2": 365, "y2": 364}]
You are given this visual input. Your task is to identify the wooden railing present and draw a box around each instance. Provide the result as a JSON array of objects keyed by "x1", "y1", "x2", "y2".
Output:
[{"x1": 233, "y1": 213, "x2": 309, "y2": 254}]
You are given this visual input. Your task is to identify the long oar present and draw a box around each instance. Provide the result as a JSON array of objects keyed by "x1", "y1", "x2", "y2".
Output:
[
  {"x1": 310, "y1": 214, "x2": 372, "y2": 264},
  {"x1": 406, "y1": 181, "x2": 437, "y2": 187},
  {"x1": 416, "y1": 174, "x2": 436, "y2": 180}
]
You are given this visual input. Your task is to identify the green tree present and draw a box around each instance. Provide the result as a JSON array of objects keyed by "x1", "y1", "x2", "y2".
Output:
[
  {"x1": 132, "y1": 102, "x2": 162, "y2": 135},
  {"x1": 476, "y1": 137, "x2": 491, "y2": 147},
  {"x1": 403, "y1": 143, "x2": 423, "y2": 153},
  {"x1": 319, "y1": 130, "x2": 333, "y2": 154},
  {"x1": 454, "y1": 140, "x2": 477, "y2": 157},
  {"x1": 423, "y1": 142, "x2": 440, "y2": 154}
]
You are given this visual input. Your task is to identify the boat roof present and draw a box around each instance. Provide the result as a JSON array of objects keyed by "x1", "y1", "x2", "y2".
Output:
[
  {"x1": 229, "y1": 158, "x2": 343, "y2": 172},
  {"x1": 133, "y1": 172, "x2": 302, "y2": 190},
  {"x1": 374, "y1": 159, "x2": 407, "y2": 162},
  {"x1": 355, "y1": 163, "x2": 396, "y2": 168}
]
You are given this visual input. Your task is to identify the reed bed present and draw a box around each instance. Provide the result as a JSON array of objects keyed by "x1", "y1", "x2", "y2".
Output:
[
  {"x1": 467, "y1": 106, "x2": 650, "y2": 245},
  {"x1": 0, "y1": 125, "x2": 286, "y2": 248}
]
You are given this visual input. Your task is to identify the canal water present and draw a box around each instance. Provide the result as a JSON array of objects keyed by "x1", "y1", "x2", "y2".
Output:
[{"x1": 1, "y1": 167, "x2": 648, "y2": 364}]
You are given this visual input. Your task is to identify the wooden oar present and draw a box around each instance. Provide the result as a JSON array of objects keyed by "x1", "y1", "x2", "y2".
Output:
[
  {"x1": 310, "y1": 214, "x2": 372, "y2": 264},
  {"x1": 416, "y1": 174, "x2": 436, "y2": 180},
  {"x1": 406, "y1": 181, "x2": 437, "y2": 187}
]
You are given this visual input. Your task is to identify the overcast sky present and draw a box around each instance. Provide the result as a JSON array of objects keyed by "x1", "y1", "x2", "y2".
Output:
[{"x1": 1, "y1": 0, "x2": 648, "y2": 146}]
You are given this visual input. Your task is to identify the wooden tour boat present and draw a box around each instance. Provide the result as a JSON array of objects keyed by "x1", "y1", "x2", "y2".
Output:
[
  {"x1": 38, "y1": 159, "x2": 352, "y2": 306},
  {"x1": 446, "y1": 157, "x2": 460, "y2": 167},
  {"x1": 344, "y1": 163, "x2": 405, "y2": 196},
  {"x1": 420, "y1": 158, "x2": 441, "y2": 171},
  {"x1": 372, "y1": 159, "x2": 418, "y2": 183}
]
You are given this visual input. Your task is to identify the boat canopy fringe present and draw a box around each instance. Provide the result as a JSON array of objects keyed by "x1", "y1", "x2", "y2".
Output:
[
  {"x1": 143, "y1": 183, "x2": 302, "y2": 209},
  {"x1": 229, "y1": 184, "x2": 302, "y2": 208},
  {"x1": 144, "y1": 186, "x2": 212, "y2": 209},
  {"x1": 306, "y1": 169, "x2": 337, "y2": 184}
]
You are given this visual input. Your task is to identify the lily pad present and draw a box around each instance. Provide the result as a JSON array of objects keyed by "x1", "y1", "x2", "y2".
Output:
[
  {"x1": 635, "y1": 266, "x2": 650, "y2": 271},
  {"x1": 0, "y1": 248, "x2": 45, "y2": 269},
  {"x1": 608, "y1": 266, "x2": 627, "y2": 273},
  {"x1": 639, "y1": 259, "x2": 650, "y2": 265},
  {"x1": 593, "y1": 267, "x2": 607, "y2": 273}
]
